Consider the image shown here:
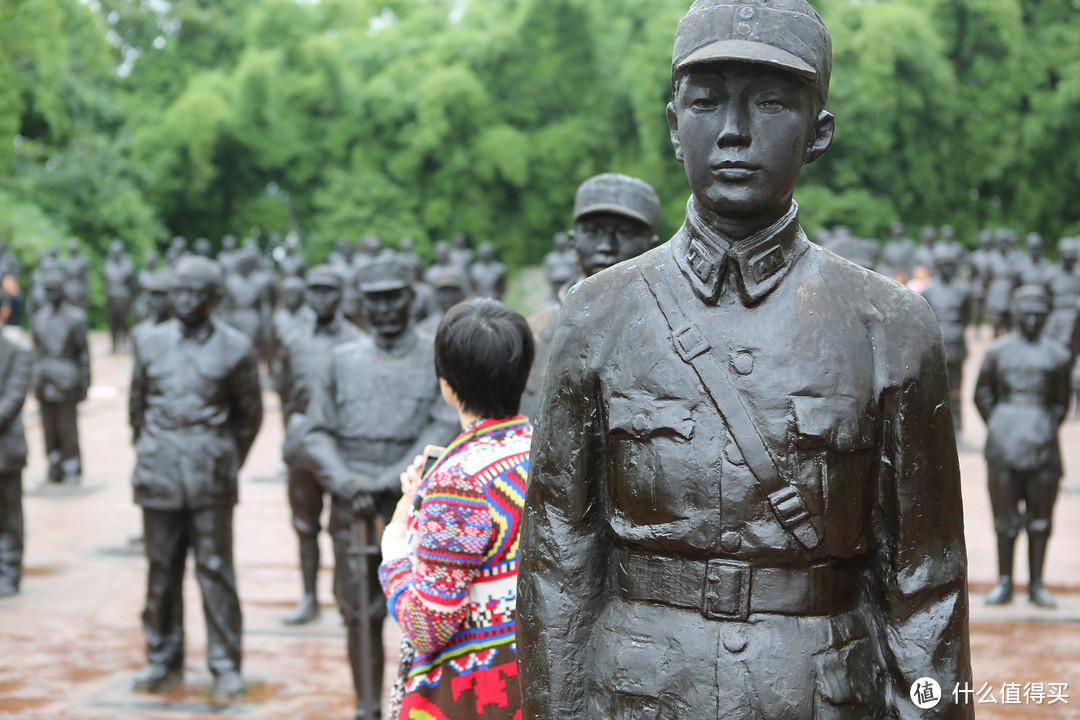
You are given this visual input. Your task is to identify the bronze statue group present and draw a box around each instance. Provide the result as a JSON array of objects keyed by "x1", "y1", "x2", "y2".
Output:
[{"x1": 0, "y1": 1, "x2": 1078, "y2": 718}]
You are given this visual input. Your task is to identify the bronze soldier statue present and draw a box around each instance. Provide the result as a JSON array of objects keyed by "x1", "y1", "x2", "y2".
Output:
[
  {"x1": 304, "y1": 257, "x2": 458, "y2": 719},
  {"x1": 62, "y1": 240, "x2": 90, "y2": 311},
  {"x1": 129, "y1": 256, "x2": 263, "y2": 697},
  {"x1": 876, "y1": 221, "x2": 916, "y2": 282},
  {"x1": 1017, "y1": 232, "x2": 1052, "y2": 286},
  {"x1": 975, "y1": 285, "x2": 1071, "y2": 608},
  {"x1": 131, "y1": 272, "x2": 172, "y2": 352},
  {"x1": 269, "y1": 276, "x2": 315, "y2": 390},
  {"x1": 968, "y1": 229, "x2": 994, "y2": 334},
  {"x1": 921, "y1": 244, "x2": 973, "y2": 438},
  {"x1": 985, "y1": 230, "x2": 1020, "y2": 337},
  {"x1": 104, "y1": 239, "x2": 138, "y2": 354},
  {"x1": 276, "y1": 266, "x2": 362, "y2": 625},
  {"x1": 518, "y1": 2, "x2": 974, "y2": 718},
  {"x1": 448, "y1": 232, "x2": 474, "y2": 273},
  {"x1": 468, "y1": 242, "x2": 507, "y2": 300},
  {"x1": 0, "y1": 328, "x2": 32, "y2": 597},
  {"x1": 1045, "y1": 237, "x2": 1080, "y2": 358},
  {"x1": 415, "y1": 266, "x2": 470, "y2": 338},
  {"x1": 221, "y1": 247, "x2": 274, "y2": 362},
  {"x1": 30, "y1": 267, "x2": 90, "y2": 485},
  {"x1": 519, "y1": 173, "x2": 660, "y2": 422}
]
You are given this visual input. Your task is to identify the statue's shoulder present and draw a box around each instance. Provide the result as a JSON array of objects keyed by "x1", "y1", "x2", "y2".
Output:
[{"x1": 212, "y1": 320, "x2": 258, "y2": 361}]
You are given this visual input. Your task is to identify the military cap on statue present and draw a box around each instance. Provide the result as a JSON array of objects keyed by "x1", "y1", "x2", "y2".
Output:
[
  {"x1": 573, "y1": 173, "x2": 661, "y2": 231},
  {"x1": 1012, "y1": 285, "x2": 1050, "y2": 313},
  {"x1": 673, "y1": 0, "x2": 832, "y2": 103},
  {"x1": 306, "y1": 264, "x2": 344, "y2": 289},
  {"x1": 357, "y1": 257, "x2": 412, "y2": 293}
]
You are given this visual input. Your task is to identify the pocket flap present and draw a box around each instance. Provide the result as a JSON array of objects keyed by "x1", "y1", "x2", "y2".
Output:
[
  {"x1": 791, "y1": 395, "x2": 877, "y2": 452},
  {"x1": 609, "y1": 395, "x2": 693, "y2": 441}
]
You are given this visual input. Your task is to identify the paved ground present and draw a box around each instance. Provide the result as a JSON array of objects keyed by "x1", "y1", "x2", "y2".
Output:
[{"x1": 1, "y1": 325, "x2": 1079, "y2": 719}]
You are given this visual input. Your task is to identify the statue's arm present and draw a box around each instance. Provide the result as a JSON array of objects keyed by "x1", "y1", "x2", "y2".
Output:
[
  {"x1": 374, "y1": 389, "x2": 459, "y2": 494},
  {"x1": 973, "y1": 347, "x2": 997, "y2": 423},
  {"x1": 302, "y1": 356, "x2": 354, "y2": 499},
  {"x1": 75, "y1": 318, "x2": 91, "y2": 400},
  {"x1": 0, "y1": 345, "x2": 31, "y2": 432},
  {"x1": 229, "y1": 346, "x2": 263, "y2": 466},
  {"x1": 128, "y1": 341, "x2": 148, "y2": 442},
  {"x1": 518, "y1": 299, "x2": 607, "y2": 720},
  {"x1": 876, "y1": 312, "x2": 973, "y2": 720},
  {"x1": 1051, "y1": 352, "x2": 1071, "y2": 427}
]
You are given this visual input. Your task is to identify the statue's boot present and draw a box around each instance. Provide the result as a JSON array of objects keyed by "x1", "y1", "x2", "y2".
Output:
[
  {"x1": 283, "y1": 537, "x2": 320, "y2": 625},
  {"x1": 985, "y1": 535, "x2": 1014, "y2": 605},
  {"x1": 1028, "y1": 531, "x2": 1056, "y2": 608}
]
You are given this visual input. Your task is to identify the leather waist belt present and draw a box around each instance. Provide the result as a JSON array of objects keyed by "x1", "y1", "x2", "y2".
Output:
[{"x1": 613, "y1": 547, "x2": 859, "y2": 622}]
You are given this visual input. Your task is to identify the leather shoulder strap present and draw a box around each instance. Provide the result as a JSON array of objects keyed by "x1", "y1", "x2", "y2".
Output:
[{"x1": 640, "y1": 255, "x2": 821, "y2": 551}]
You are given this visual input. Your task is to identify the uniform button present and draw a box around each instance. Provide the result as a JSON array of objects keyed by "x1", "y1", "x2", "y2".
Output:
[
  {"x1": 736, "y1": 22, "x2": 752, "y2": 34},
  {"x1": 720, "y1": 531, "x2": 742, "y2": 553},
  {"x1": 738, "y1": 6, "x2": 754, "y2": 18},
  {"x1": 722, "y1": 625, "x2": 749, "y2": 653},
  {"x1": 731, "y1": 350, "x2": 754, "y2": 375},
  {"x1": 631, "y1": 413, "x2": 648, "y2": 435},
  {"x1": 707, "y1": 571, "x2": 721, "y2": 583},
  {"x1": 724, "y1": 437, "x2": 745, "y2": 465},
  {"x1": 705, "y1": 592, "x2": 720, "y2": 602}
]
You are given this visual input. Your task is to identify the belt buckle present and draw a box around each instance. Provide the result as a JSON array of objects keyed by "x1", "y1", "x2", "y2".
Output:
[{"x1": 701, "y1": 558, "x2": 751, "y2": 621}]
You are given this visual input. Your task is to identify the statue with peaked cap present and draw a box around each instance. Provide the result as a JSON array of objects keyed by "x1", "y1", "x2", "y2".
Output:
[
  {"x1": 921, "y1": 243, "x2": 973, "y2": 439},
  {"x1": 519, "y1": 172, "x2": 660, "y2": 422},
  {"x1": 518, "y1": 2, "x2": 973, "y2": 718},
  {"x1": 303, "y1": 256, "x2": 458, "y2": 718},
  {"x1": 975, "y1": 285, "x2": 1071, "y2": 608}
]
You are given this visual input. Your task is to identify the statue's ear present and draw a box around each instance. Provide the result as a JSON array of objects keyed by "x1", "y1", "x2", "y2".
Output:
[
  {"x1": 804, "y1": 110, "x2": 834, "y2": 165},
  {"x1": 667, "y1": 103, "x2": 684, "y2": 163}
]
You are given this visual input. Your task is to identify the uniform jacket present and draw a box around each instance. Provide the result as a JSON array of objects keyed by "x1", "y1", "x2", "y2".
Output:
[
  {"x1": 975, "y1": 333, "x2": 1071, "y2": 476},
  {"x1": 303, "y1": 330, "x2": 459, "y2": 499},
  {"x1": 519, "y1": 205, "x2": 973, "y2": 720},
  {"x1": 921, "y1": 278, "x2": 972, "y2": 363},
  {"x1": 0, "y1": 333, "x2": 32, "y2": 473},
  {"x1": 128, "y1": 318, "x2": 263, "y2": 510},
  {"x1": 30, "y1": 302, "x2": 90, "y2": 403}
]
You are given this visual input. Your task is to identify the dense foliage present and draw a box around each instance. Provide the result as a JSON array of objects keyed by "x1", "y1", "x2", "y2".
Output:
[{"x1": 2, "y1": 0, "x2": 1079, "y2": 277}]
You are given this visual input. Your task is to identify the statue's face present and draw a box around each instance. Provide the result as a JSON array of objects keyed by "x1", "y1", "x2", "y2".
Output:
[
  {"x1": 668, "y1": 62, "x2": 831, "y2": 224},
  {"x1": 44, "y1": 283, "x2": 65, "y2": 305},
  {"x1": 169, "y1": 278, "x2": 216, "y2": 326},
  {"x1": 1016, "y1": 308, "x2": 1048, "y2": 341},
  {"x1": 361, "y1": 287, "x2": 413, "y2": 338},
  {"x1": 572, "y1": 212, "x2": 654, "y2": 278},
  {"x1": 435, "y1": 285, "x2": 465, "y2": 313},
  {"x1": 306, "y1": 284, "x2": 341, "y2": 322},
  {"x1": 936, "y1": 260, "x2": 957, "y2": 282},
  {"x1": 282, "y1": 286, "x2": 304, "y2": 312},
  {"x1": 148, "y1": 291, "x2": 170, "y2": 320}
]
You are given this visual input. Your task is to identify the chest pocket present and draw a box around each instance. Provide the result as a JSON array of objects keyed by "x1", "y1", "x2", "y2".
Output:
[
  {"x1": 791, "y1": 395, "x2": 877, "y2": 453},
  {"x1": 607, "y1": 394, "x2": 697, "y2": 524},
  {"x1": 791, "y1": 395, "x2": 879, "y2": 555}
]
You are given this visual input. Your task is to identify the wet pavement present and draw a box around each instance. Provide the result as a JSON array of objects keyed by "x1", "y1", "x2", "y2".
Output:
[{"x1": 1, "y1": 327, "x2": 1079, "y2": 719}]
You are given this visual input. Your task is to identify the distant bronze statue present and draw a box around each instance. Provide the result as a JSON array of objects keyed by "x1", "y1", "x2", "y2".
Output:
[
  {"x1": 423, "y1": 240, "x2": 455, "y2": 288},
  {"x1": 221, "y1": 247, "x2": 273, "y2": 361},
  {"x1": 1017, "y1": 232, "x2": 1051, "y2": 286},
  {"x1": 129, "y1": 256, "x2": 262, "y2": 697},
  {"x1": 985, "y1": 230, "x2": 1020, "y2": 337},
  {"x1": 518, "y1": 2, "x2": 974, "y2": 718},
  {"x1": 395, "y1": 236, "x2": 423, "y2": 279},
  {"x1": 416, "y1": 266, "x2": 470, "y2": 338},
  {"x1": 61, "y1": 240, "x2": 90, "y2": 311},
  {"x1": 520, "y1": 172, "x2": 659, "y2": 421},
  {"x1": 30, "y1": 267, "x2": 90, "y2": 485},
  {"x1": 921, "y1": 244, "x2": 972, "y2": 438},
  {"x1": 541, "y1": 232, "x2": 580, "y2": 303},
  {"x1": 0, "y1": 328, "x2": 32, "y2": 597},
  {"x1": 448, "y1": 232, "x2": 474, "y2": 273},
  {"x1": 1045, "y1": 237, "x2": 1080, "y2": 358},
  {"x1": 276, "y1": 266, "x2": 361, "y2": 625},
  {"x1": 968, "y1": 229, "x2": 994, "y2": 333},
  {"x1": 165, "y1": 236, "x2": 189, "y2": 269},
  {"x1": 329, "y1": 238, "x2": 361, "y2": 324},
  {"x1": 876, "y1": 221, "x2": 916, "y2": 281},
  {"x1": 304, "y1": 257, "x2": 458, "y2": 719},
  {"x1": 131, "y1": 272, "x2": 172, "y2": 350},
  {"x1": 975, "y1": 285, "x2": 1071, "y2": 608},
  {"x1": 269, "y1": 276, "x2": 314, "y2": 385},
  {"x1": 278, "y1": 238, "x2": 307, "y2": 279},
  {"x1": 468, "y1": 242, "x2": 506, "y2": 300},
  {"x1": 104, "y1": 239, "x2": 138, "y2": 354}
]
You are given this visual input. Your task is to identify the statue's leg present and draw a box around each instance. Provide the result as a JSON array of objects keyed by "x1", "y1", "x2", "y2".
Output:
[
  {"x1": 329, "y1": 500, "x2": 364, "y2": 714},
  {"x1": 40, "y1": 402, "x2": 62, "y2": 483},
  {"x1": 136, "y1": 508, "x2": 188, "y2": 690},
  {"x1": 283, "y1": 466, "x2": 323, "y2": 625},
  {"x1": 986, "y1": 466, "x2": 1021, "y2": 604},
  {"x1": 191, "y1": 505, "x2": 243, "y2": 680},
  {"x1": 56, "y1": 400, "x2": 80, "y2": 484},
  {"x1": 1025, "y1": 471, "x2": 1060, "y2": 608},
  {"x1": 0, "y1": 471, "x2": 24, "y2": 595}
]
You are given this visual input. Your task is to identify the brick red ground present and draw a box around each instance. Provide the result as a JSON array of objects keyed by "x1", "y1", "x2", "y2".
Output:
[{"x1": 0, "y1": 327, "x2": 1078, "y2": 719}]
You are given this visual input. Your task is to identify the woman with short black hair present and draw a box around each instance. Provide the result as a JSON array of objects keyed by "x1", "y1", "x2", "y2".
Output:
[{"x1": 379, "y1": 298, "x2": 534, "y2": 720}]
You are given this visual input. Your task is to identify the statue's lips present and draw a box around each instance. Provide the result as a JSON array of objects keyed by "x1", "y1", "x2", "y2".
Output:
[{"x1": 712, "y1": 163, "x2": 758, "y2": 180}]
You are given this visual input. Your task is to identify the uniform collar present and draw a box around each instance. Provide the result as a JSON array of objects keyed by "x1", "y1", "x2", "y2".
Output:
[
  {"x1": 180, "y1": 318, "x2": 215, "y2": 344},
  {"x1": 314, "y1": 315, "x2": 343, "y2": 335},
  {"x1": 675, "y1": 197, "x2": 807, "y2": 305}
]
